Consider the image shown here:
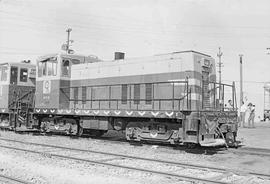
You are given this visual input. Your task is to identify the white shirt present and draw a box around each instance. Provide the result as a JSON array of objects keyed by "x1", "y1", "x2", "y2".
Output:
[
  {"x1": 240, "y1": 104, "x2": 247, "y2": 113},
  {"x1": 251, "y1": 106, "x2": 255, "y2": 113}
]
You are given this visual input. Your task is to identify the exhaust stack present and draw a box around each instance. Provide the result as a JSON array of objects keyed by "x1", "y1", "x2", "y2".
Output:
[{"x1": 114, "y1": 52, "x2": 125, "y2": 60}]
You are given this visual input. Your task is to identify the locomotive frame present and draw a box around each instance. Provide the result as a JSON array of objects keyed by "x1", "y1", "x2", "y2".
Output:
[{"x1": 32, "y1": 50, "x2": 238, "y2": 147}]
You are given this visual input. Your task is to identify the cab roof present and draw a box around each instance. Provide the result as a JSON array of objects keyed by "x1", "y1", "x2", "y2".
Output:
[{"x1": 0, "y1": 62, "x2": 35, "y2": 68}]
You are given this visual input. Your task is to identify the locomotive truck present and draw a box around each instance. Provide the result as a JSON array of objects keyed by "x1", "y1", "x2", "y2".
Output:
[{"x1": 33, "y1": 50, "x2": 238, "y2": 147}]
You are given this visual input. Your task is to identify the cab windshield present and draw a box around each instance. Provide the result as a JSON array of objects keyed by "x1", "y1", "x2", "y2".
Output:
[
  {"x1": 38, "y1": 57, "x2": 57, "y2": 77},
  {"x1": 0, "y1": 65, "x2": 8, "y2": 82}
]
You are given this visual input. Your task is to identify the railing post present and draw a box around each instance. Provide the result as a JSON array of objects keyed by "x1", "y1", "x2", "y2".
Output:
[
  {"x1": 90, "y1": 87, "x2": 92, "y2": 109},
  {"x1": 129, "y1": 85, "x2": 131, "y2": 109},
  {"x1": 222, "y1": 84, "x2": 225, "y2": 110},
  {"x1": 172, "y1": 82, "x2": 175, "y2": 110},
  {"x1": 179, "y1": 83, "x2": 181, "y2": 111},
  {"x1": 213, "y1": 83, "x2": 216, "y2": 109},
  {"x1": 232, "y1": 81, "x2": 237, "y2": 110},
  {"x1": 201, "y1": 79, "x2": 204, "y2": 110},
  {"x1": 109, "y1": 86, "x2": 111, "y2": 109},
  {"x1": 189, "y1": 88, "x2": 191, "y2": 110},
  {"x1": 152, "y1": 83, "x2": 155, "y2": 110},
  {"x1": 187, "y1": 80, "x2": 189, "y2": 110}
]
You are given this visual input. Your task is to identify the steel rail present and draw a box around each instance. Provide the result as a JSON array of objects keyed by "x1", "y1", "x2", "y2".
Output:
[
  {"x1": 0, "y1": 137, "x2": 269, "y2": 180},
  {"x1": 0, "y1": 143, "x2": 230, "y2": 184},
  {"x1": 233, "y1": 147, "x2": 270, "y2": 157},
  {"x1": 0, "y1": 173, "x2": 31, "y2": 184},
  {"x1": 0, "y1": 137, "x2": 236, "y2": 172}
]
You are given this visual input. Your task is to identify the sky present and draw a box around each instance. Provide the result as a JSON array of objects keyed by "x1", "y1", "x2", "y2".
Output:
[{"x1": 0, "y1": 0, "x2": 269, "y2": 118}]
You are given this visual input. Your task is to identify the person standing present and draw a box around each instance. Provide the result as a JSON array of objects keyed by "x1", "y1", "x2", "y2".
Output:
[
  {"x1": 240, "y1": 101, "x2": 247, "y2": 127},
  {"x1": 251, "y1": 105, "x2": 255, "y2": 128},
  {"x1": 248, "y1": 103, "x2": 255, "y2": 128},
  {"x1": 228, "y1": 100, "x2": 233, "y2": 109}
]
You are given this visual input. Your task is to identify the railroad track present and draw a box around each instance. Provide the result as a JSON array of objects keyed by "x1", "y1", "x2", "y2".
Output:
[
  {"x1": 0, "y1": 173, "x2": 31, "y2": 184},
  {"x1": 100, "y1": 135, "x2": 270, "y2": 158},
  {"x1": 65, "y1": 133, "x2": 270, "y2": 158},
  {"x1": 232, "y1": 147, "x2": 270, "y2": 157},
  {"x1": 0, "y1": 138, "x2": 269, "y2": 184},
  {"x1": 3, "y1": 129, "x2": 269, "y2": 157}
]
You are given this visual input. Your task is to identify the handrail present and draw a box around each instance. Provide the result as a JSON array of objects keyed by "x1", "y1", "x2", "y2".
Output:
[
  {"x1": 60, "y1": 80, "x2": 190, "y2": 111},
  {"x1": 8, "y1": 88, "x2": 35, "y2": 108},
  {"x1": 201, "y1": 80, "x2": 238, "y2": 111},
  {"x1": 60, "y1": 80, "x2": 188, "y2": 90}
]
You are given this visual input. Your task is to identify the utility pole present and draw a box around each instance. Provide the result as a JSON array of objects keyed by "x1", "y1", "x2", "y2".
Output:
[
  {"x1": 217, "y1": 47, "x2": 223, "y2": 100},
  {"x1": 66, "y1": 28, "x2": 72, "y2": 54},
  {"x1": 239, "y1": 54, "x2": 243, "y2": 108}
]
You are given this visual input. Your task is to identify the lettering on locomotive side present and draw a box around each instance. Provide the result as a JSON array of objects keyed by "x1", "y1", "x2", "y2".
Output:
[
  {"x1": 43, "y1": 80, "x2": 51, "y2": 102},
  {"x1": 43, "y1": 80, "x2": 51, "y2": 94}
]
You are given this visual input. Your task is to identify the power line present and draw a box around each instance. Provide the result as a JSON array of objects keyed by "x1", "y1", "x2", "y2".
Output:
[
  {"x1": 2, "y1": 9, "x2": 270, "y2": 39},
  {"x1": 0, "y1": 51, "x2": 43, "y2": 55},
  {"x1": 2, "y1": 3, "x2": 270, "y2": 31},
  {"x1": 223, "y1": 80, "x2": 267, "y2": 84}
]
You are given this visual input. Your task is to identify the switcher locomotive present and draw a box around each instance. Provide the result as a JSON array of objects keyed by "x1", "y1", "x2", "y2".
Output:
[
  {"x1": 0, "y1": 51, "x2": 238, "y2": 147},
  {"x1": 33, "y1": 50, "x2": 238, "y2": 147}
]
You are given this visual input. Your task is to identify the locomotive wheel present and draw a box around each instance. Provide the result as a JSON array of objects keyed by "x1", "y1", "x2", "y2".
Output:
[
  {"x1": 0, "y1": 118, "x2": 10, "y2": 128},
  {"x1": 88, "y1": 130, "x2": 106, "y2": 138},
  {"x1": 184, "y1": 143, "x2": 197, "y2": 149},
  {"x1": 40, "y1": 122, "x2": 48, "y2": 133},
  {"x1": 225, "y1": 132, "x2": 237, "y2": 147}
]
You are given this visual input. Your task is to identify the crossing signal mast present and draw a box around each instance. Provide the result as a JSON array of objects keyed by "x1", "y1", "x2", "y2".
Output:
[
  {"x1": 217, "y1": 47, "x2": 223, "y2": 100},
  {"x1": 61, "y1": 28, "x2": 74, "y2": 54}
]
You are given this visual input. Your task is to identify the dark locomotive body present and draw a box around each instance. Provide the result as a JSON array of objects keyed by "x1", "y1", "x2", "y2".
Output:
[
  {"x1": 0, "y1": 62, "x2": 36, "y2": 130},
  {"x1": 34, "y1": 51, "x2": 238, "y2": 147}
]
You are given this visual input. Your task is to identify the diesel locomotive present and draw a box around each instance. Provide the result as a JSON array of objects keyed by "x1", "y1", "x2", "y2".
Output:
[
  {"x1": 34, "y1": 50, "x2": 238, "y2": 147},
  {"x1": 0, "y1": 50, "x2": 238, "y2": 147},
  {"x1": 0, "y1": 61, "x2": 36, "y2": 130}
]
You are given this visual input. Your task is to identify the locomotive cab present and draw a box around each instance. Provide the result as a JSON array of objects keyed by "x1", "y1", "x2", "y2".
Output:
[
  {"x1": 0, "y1": 62, "x2": 36, "y2": 130},
  {"x1": 35, "y1": 53, "x2": 101, "y2": 134},
  {"x1": 36, "y1": 53, "x2": 101, "y2": 109}
]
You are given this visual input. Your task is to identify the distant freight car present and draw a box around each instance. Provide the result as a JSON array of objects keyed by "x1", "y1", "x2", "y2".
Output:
[
  {"x1": 0, "y1": 61, "x2": 36, "y2": 130},
  {"x1": 34, "y1": 51, "x2": 238, "y2": 147}
]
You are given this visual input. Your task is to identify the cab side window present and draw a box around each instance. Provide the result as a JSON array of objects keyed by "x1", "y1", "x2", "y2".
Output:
[
  {"x1": 38, "y1": 62, "x2": 42, "y2": 77},
  {"x1": 42, "y1": 62, "x2": 47, "y2": 76},
  {"x1": 52, "y1": 62, "x2": 57, "y2": 76},
  {"x1": 0, "y1": 66, "x2": 8, "y2": 82},
  {"x1": 47, "y1": 61, "x2": 53, "y2": 76},
  {"x1": 1, "y1": 66, "x2": 8, "y2": 81},
  {"x1": 62, "y1": 60, "x2": 70, "y2": 77},
  {"x1": 20, "y1": 68, "x2": 28, "y2": 82},
  {"x1": 10, "y1": 66, "x2": 18, "y2": 85},
  {"x1": 37, "y1": 58, "x2": 57, "y2": 77},
  {"x1": 47, "y1": 61, "x2": 57, "y2": 76}
]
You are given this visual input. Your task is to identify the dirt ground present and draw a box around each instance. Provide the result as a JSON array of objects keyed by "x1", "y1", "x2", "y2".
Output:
[
  {"x1": 237, "y1": 120, "x2": 270, "y2": 149},
  {"x1": 0, "y1": 121, "x2": 269, "y2": 184}
]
